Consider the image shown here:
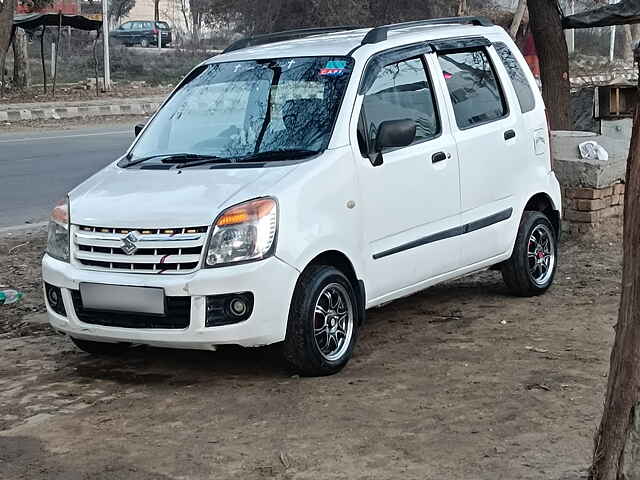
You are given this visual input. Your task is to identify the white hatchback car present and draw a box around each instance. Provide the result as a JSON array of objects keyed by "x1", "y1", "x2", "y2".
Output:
[{"x1": 42, "y1": 17, "x2": 561, "y2": 375}]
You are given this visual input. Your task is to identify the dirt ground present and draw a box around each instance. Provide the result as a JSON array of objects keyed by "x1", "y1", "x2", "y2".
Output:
[
  {"x1": 0, "y1": 227, "x2": 622, "y2": 480},
  {"x1": 0, "y1": 84, "x2": 171, "y2": 106}
]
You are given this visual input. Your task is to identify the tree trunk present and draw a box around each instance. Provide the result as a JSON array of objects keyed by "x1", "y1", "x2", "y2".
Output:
[
  {"x1": 457, "y1": 0, "x2": 467, "y2": 17},
  {"x1": 589, "y1": 52, "x2": 640, "y2": 480},
  {"x1": 154, "y1": 0, "x2": 160, "y2": 22},
  {"x1": 0, "y1": 0, "x2": 16, "y2": 94},
  {"x1": 509, "y1": 0, "x2": 527, "y2": 39},
  {"x1": 624, "y1": 25, "x2": 634, "y2": 63},
  {"x1": 12, "y1": 29, "x2": 30, "y2": 89},
  {"x1": 632, "y1": 24, "x2": 640, "y2": 46},
  {"x1": 528, "y1": 0, "x2": 571, "y2": 130}
]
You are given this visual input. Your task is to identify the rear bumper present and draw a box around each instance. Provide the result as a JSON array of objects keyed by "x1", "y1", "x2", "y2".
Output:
[{"x1": 42, "y1": 254, "x2": 299, "y2": 349}]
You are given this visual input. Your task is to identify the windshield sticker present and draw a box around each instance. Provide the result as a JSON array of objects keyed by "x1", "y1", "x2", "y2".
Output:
[{"x1": 320, "y1": 60, "x2": 348, "y2": 77}]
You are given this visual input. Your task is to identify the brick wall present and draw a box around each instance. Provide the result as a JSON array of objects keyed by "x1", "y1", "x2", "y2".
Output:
[{"x1": 562, "y1": 183, "x2": 625, "y2": 233}]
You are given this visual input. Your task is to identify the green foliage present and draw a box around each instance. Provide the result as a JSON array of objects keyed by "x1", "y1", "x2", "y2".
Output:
[
  {"x1": 109, "y1": 0, "x2": 137, "y2": 25},
  {"x1": 204, "y1": 0, "x2": 462, "y2": 35}
]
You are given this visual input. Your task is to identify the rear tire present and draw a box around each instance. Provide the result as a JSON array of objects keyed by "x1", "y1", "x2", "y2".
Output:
[
  {"x1": 501, "y1": 211, "x2": 558, "y2": 297},
  {"x1": 71, "y1": 337, "x2": 130, "y2": 355},
  {"x1": 283, "y1": 265, "x2": 359, "y2": 376}
]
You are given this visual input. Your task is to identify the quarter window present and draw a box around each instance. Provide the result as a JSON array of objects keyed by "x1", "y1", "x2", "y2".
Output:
[
  {"x1": 360, "y1": 57, "x2": 440, "y2": 151},
  {"x1": 438, "y1": 49, "x2": 507, "y2": 129},
  {"x1": 494, "y1": 42, "x2": 536, "y2": 113}
]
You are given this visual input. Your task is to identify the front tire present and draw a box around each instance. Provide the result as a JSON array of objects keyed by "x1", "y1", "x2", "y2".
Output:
[
  {"x1": 71, "y1": 337, "x2": 130, "y2": 355},
  {"x1": 283, "y1": 265, "x2": 359, "y2": 376},
  {"x1": 140, "y1": 38, "x2": 149, "y2": 48},
  {"x1": 501, "y1": 211, "x2": 558, "y2": 297}
]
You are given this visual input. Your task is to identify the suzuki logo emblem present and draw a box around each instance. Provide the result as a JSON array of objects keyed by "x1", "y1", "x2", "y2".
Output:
[{"x1": 121, "y1": 231, "x2": 141, "y2": 255}]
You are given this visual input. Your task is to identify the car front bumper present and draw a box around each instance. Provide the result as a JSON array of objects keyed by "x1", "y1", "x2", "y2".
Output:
[{"x1": 42, "y1": 254, "x2": 299, "y2": 349}]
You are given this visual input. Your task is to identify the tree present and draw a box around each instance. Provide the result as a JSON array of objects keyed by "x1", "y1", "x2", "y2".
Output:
[
  {"x1": 0, "y1": 0, "x2": 17, "y2": 93},
  {"x1": 624, "y1": 24, "x2": 634, "y2": 62},
  {"x1": 1, "y1": 0, "x2": 52, "y2": 93},
  {"x1": 528, "y1": 0, "x2": 571, "y2": 130},
  {"x1": 12, "y1": 28, "x2": 29, "y2": 88},
  {"x1": 510, "y1": 0, "x2": 527, "y2": 38},
  {"x1": 589, "y1": 48, "x2": 640, "y2": 480},
  {"x1": 109, "y1": 0, "x2": 136, "y2": 26}
]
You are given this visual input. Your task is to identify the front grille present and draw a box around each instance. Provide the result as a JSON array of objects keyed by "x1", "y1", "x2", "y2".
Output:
[
  {"x1": 72, "y1": 225, "x2": 209, "y2": 274},
  {"x1": 71, "y1": 290, "x2": 190, "y2": 329}
]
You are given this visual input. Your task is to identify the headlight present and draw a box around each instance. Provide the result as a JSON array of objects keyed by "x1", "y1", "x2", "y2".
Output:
[
  {"x1": 46, "y1": 198, "x2": 70, "y2": 262},
  {"x1": 206, "y1": 197, "x2": 278, "y2": 267}
]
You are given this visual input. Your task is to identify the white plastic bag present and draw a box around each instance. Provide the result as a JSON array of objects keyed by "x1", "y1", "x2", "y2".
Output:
[{"x1": 578, "y1": 141, "x2": 609, "y2": 161}]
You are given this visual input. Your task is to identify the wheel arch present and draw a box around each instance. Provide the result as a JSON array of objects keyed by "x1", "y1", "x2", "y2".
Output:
[
  {"x1": 302, "y1": 250, "x2": 366, "y2": 325},
  {"x1": 524, "y1": 192, "x2": 561, "y2": 239}
]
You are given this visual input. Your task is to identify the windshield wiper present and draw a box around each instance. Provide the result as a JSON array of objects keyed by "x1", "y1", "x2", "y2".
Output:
[
  {"x1": 233, "y1": 149, "x2": 320, "y2": 163},
  {"x1": 177, "y1": 149, "x2": 319, "y2": 169},
  {"x1": 122, "y1": 153, "x2": 226, "y2": 168}
]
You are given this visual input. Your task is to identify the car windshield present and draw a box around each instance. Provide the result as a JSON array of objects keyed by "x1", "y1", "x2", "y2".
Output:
[{"x1": 129, "y1": 56, "x2": 354, "y2": 164}]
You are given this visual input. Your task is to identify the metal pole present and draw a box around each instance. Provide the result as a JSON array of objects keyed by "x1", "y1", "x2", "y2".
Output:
[
  {"x1": 611, "y1": 25, "x2": 617, "y2": 61},
  {"x1": 51, "y1": 43, "x2": 55, "y2": 84},
  {"x1": 610, "y1": 0, "x2": 617, "y2": 62},
  {"x1": 53, "y1": 11, "x2": 62, "y2": 97},
  {"x1": 40, "y1": 26, "x2": 47, "y2": 94},
  {"x1": 102, "y1": 0, "x2": 111, "y2": 91},
  {"x1": 566, "y1": 0, "x2": 575, "y2": 54},
  {"x1": 93, "y1": 30, "x2": 100, "y2": 96}
]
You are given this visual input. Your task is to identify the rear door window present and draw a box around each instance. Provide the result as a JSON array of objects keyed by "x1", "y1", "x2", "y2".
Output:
[
  {"x1": 157, "y1": 21, "x2": 170, "y2": 30},
  {"x1": 360, "y1": 57, "x2": 440, "y2": 150},
  {"x1": 494, "y1": 42, "x2": 536, "y2": 113},
  {"x1": 438, "y1": 49, "x2": 508, "y2": 129}
]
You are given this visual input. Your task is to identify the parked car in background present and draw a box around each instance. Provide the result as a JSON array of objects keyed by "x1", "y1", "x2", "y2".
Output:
[{"x1": 110, "y1": 21, "x2": 172, "y2": 47}]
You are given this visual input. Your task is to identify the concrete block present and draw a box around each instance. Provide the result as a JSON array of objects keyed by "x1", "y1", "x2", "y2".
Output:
[{"x1": 552, "y1": 131, "x2": 627, "y2": 188}]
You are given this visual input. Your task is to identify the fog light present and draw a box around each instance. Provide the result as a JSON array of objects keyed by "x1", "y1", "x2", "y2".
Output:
[
  {"x1": 229, "y1": 297, "x2": 248, "y2": 317},
  {"x1": 206, "y1": 292, "x2": 254, "y2": 327},
  {"x1": 44, "y1": 282, "x2": 66, "y2": 317}
]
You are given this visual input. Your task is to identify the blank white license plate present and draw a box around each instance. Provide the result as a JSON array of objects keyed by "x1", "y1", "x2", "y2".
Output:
[{"x1": 79, "y1": 283, "x2": 165, "y2": 315}]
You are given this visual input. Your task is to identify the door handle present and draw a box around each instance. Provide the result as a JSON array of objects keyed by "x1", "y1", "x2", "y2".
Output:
[
  {"x1": 504, "y1": 129, "x2": 516, "y2": 141},
  {"x1": 432, "y1": 151, "x2": 448, "y2": 163}
]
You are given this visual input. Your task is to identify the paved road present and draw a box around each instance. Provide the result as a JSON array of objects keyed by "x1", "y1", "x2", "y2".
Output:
[{"x1": 0, "y1": 125, "x2": 134, "y2": 228}]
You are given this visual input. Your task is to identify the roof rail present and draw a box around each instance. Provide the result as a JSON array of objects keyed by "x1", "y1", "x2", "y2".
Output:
[
  {"x1": 223, "y1": 26, "x2": 360, "y2": 54},
  {"x1": 361, "y1": 16, "x2": 493, "y2": 46}
]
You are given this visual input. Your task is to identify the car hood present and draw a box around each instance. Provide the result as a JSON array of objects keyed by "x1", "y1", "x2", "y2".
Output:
[{"x1": 69, "y1": 162, "x2": 297, "y2": 228}]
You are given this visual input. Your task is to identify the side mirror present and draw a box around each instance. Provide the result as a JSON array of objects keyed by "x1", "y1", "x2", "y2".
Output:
[
  {"x1": 134, "y1": 123, "x2": 145, "y2": 136},
  {"x1": 369, "y1": 119, "x2": 416, "y2": 166}
]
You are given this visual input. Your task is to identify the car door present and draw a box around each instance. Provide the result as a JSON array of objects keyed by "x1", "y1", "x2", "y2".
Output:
[
  {"x1": 113, "y1": 22, "x2": 131, "y2": 43},
  {"x1": 433, "y1": 41, "x2": 522, "y2": 267},
  {"x1": 353, "y1": 49, "x2": 462, "y2": 302},
  {"x1": 131, "y1": 22, "x2": 144, "y2": 44}
]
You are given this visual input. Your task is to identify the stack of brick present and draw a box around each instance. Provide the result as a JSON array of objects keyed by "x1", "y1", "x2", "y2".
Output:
[{"x1": 562, "y1": 183, "x2": 625, "y2": 231}]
